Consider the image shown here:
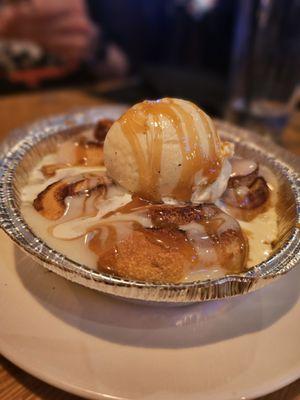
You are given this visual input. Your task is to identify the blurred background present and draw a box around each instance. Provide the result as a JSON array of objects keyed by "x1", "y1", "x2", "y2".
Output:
[
  {"x1": 1, "y1": 1, "x2": 300, "y2": 395},
  {"x1": 0, "y1": 0, "x2": 299, "y2": 140}
]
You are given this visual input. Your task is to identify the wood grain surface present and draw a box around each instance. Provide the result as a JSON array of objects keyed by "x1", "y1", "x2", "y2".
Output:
[{"x1": 0, "y1": 88, "x2": 299, "y2": 400}]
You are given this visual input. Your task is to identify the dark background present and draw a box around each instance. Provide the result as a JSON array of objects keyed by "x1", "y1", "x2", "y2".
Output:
[{"x1": 0, "y1": 0, "x2": 239, "y2": 116}]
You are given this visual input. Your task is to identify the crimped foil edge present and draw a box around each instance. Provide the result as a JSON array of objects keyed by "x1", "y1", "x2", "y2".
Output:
[{"x1": 0, "y1": 106, "x2": 299, "y2": 303}]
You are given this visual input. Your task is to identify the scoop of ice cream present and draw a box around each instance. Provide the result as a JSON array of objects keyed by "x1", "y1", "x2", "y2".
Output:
[{"x1": 104, "y1": 98, "x2": 233, "y2": 202}]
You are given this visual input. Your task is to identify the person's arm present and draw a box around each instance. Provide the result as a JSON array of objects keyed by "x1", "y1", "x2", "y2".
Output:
[{"x1": 0, "y1": 0, "x2": 99, "y2": 66}]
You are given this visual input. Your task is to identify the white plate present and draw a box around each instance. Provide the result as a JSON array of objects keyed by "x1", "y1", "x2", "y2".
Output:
[{"x1": 0, "y1": 229, "x2": 300, "y2": 400}]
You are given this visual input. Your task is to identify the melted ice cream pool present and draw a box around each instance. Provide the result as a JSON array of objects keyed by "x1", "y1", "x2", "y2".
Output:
[{"x1": 21, "y1": 150, "x2": 278, "y2": 282}]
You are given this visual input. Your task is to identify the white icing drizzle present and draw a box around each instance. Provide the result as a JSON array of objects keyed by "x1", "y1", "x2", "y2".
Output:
[
  {"x1": 180, "y1": 222, "x2": 219, "y2": 268},
  {"x1": 20, "y1": 140, "x2": 279, "y2": 280},
  {"x1": 52, "y1": 193, "x2": 133, "y2": 239},
  {"x1": 23, "y1": 165, "x2": 105, "y2": 202}
]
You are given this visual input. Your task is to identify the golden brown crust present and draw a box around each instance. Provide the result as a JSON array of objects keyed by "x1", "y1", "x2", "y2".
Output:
[
  {"x1": 149, "y1": 203, "x2": 219, "y2": 226},
  {"x1": 91, "y1": 228, "x2": 193, "y2": 283},
  {"x1": 223, "y1": 177, "x2": 269, "y2": 210},
  {"x1": 149, "y1": 204, "x2": 248, "y2": 273},
  {"x1": 33, "y1": 174, "x2": 111, "y2": 220},
  {"x1": 89, "y1": 203, "x2": 248, "y2": 282},
  {"x1": 228, "y1": 167, "x2": 259, "y2": 188},
  {"x1": 67, "y1": 174, "x2": 111, "y2": 196},
  {"x1": 33, "y1": 180, "x2": 68, "y2": 220},
  {"x1": 214, "y1": 229, "x2": 249, "y2": 273}
]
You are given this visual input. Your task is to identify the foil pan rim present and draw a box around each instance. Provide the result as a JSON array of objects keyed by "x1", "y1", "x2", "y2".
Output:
[{"x1": 0, "y1": 106, "x2": 299, "y2": 303}]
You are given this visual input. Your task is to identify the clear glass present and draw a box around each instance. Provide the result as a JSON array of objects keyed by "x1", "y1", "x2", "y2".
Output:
[{"x1": 226, "y1": 0, "x2": 300, "y2": 141}]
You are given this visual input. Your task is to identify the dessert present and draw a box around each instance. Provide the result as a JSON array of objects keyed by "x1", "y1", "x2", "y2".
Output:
[
  {"x1": 21, "y1": 98, "x2": 278, "y2": 283},
  {"x1": 104, "y1": 98, "x2": 233, "y2": 203}
]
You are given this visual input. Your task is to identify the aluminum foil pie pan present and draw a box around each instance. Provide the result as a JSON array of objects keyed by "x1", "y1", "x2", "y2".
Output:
[{"x1": 0, "y1": 105, "x2": 299, "y2": 304}]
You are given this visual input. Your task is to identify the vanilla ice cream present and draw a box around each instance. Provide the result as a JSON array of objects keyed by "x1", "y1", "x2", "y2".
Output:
[{"x1": 104, "y1": 98, "x2": 233, "y2": 203}]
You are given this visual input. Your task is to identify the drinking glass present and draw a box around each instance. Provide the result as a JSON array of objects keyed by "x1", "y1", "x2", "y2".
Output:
[{"x1": 226, "y1": 0, "x2": 300, "y2": 141}]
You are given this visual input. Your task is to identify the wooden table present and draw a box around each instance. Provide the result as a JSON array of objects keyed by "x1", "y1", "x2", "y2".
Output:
[{"x1": 0, "y1": 88, "x2": 300, "y2": 400}]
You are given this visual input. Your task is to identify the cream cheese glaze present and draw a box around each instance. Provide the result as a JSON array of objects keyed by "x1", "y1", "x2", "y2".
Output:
[{"x1": 21, "y1": 149, "x2": 277, "y2": 282}]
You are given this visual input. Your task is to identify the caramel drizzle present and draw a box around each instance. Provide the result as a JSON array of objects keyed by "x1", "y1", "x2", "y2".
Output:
[
  {"x1": 118, "y1": 101, "x2": 170, "y2": 201},
  {"x1": 88, "y1": 218, "x2": 199, "y2": 274},
  {"x1": 87, "y1": 201, "x2": 227, "y2": 271},
  {"x1": 86, "y1": 203, "x2": 247, "y2": 276},
  {"x1": 112, "y1": 195, "x2": 149, "y2": 214},
  {"x1": 89, "y1": 224, "x2": 118, "y2": 265},
  {"x1": 170, "y1": 101, "x2": 203, "y2": 200},
  {"x1": 86, "y1": 195, "x2": 199, "y2": 271},
  {"x1": 118, "y1": 98, "x2": 222, "y2": 201},
  {"x1": 85, "y1": 196, "x2": 149, "y2": 235}
]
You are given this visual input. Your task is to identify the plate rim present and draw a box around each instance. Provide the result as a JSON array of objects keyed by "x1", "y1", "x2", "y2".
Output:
[{"x1": 2, "y1": 343, "x2": 300, "y2": 400}]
